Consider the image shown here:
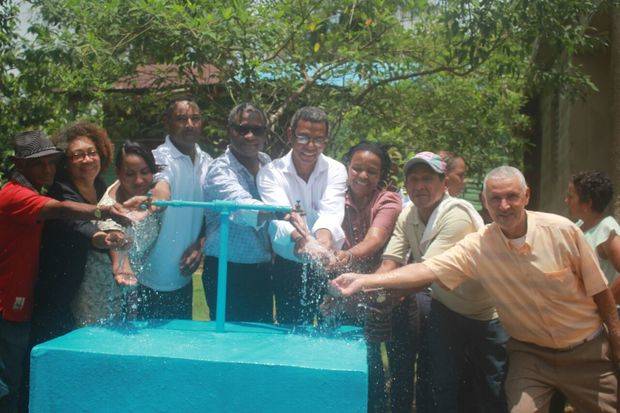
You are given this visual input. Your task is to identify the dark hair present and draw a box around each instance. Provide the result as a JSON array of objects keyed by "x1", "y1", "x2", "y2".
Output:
[
  {"x1": 571, "y1": 170, "x2": 613, "y2": 214},
  {"x1": 115, "y1": 140, "x2": 161, "y2": 175},
  {"x1": 438, "y1": 150, "x2": 465, "y2": 173},
  {"x1": 162, "y1": 95, "x2": 200, "y2": 120},
  {"x1": 343, "y1": 141, "x2": 392, "y2": 184},
  {"x1": 290, "y1": 106, "x2": 329, "y2": 136},
  {"x1": 227, "y1": 102, "x2": 267, "y2": 128},
  {"x1": 53, "y1": 121, "x2": 114, "y2": 174}
]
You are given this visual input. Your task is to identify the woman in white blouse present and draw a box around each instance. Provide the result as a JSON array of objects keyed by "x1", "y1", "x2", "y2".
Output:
[{"x1": 565, "y1": 170, "x2": 620, "y2": 303}]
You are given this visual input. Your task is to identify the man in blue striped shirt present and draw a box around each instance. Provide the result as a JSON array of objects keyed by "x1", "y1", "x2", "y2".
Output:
[{"x1": 202, "y1": 103, "x2": 274, "y2": 323}]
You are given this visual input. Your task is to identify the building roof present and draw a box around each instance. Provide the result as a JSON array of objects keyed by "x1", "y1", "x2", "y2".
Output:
[{"x1": 111, "y1": 64, "x2": 220, "y2": 91}]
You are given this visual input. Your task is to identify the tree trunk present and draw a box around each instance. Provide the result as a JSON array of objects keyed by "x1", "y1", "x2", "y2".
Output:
[{"x1": 613, "y1": 5, "x2": 620, "y2": 219}]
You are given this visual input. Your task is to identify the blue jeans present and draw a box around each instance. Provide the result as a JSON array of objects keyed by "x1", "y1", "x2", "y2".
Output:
[{"x1": 424, "y1": 299, "x2": 508, "y2": 413}]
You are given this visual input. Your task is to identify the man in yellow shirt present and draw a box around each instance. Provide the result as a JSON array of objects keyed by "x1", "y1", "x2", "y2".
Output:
[
  {"x1": 378, "y1": 152, "x2": 507, "y2": 412},
  {"x1": 332, "y1": 166, "x2": 620, "y2": 412}
]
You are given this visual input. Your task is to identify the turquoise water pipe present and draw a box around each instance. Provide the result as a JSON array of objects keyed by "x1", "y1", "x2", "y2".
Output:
[{"x1": 151, "y1": 199, "x2": 292, "y2": 332}]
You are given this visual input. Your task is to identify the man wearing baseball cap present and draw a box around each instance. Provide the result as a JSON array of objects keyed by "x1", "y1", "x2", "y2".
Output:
[
  {"x1": 372, "y1": 151, "x2": 508, "y2": 412},
  {"x1": 0, "y1": 130, "x2": 131, "y2": 412}
]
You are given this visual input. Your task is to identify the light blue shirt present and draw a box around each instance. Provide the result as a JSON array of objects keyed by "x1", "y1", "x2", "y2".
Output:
[
  {"x1": 203, "y1": 148, "x2": 272, "y2": 264},
  {"x1": 140, "y1": 136, "x2": 212, "y2": 291}
]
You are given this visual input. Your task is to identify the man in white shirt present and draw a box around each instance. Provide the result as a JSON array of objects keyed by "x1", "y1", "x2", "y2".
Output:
[
  {"x1": 138, "y1": 97, "x2": 213, "y2": 320},
  {"x1": 257, "y1": 106, "x2": 347, "y2": 325}
]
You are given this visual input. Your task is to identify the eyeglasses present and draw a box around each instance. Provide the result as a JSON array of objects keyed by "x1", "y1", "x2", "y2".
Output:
[
  {"x1": 70, "y1": 149, "x2": 99, "y2": 162},
  {"x1": 295, "y1": 135, "x2": 328, "y2": 145},
  {"x1": 232, "y1": 124, "x2": 267, "y2": 136}
]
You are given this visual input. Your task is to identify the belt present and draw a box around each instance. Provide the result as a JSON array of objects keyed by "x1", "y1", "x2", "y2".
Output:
[
  {"x1": 550, "y1": 327, "x2": 603, "y2": 352},
  {"x1": 513, "y1": 327, "x2": 603, "y2": 353}
]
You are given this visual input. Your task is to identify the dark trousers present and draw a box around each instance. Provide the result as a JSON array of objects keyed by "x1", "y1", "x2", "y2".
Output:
[
  {"x1": 424, "y1": 299, "x2": 508, "y2": 413},
  {"x1": 0, "y1": 318, "x2": 30, "y2": 413},
  {"x1": 366, "y1": 291, "x2": 432, "y2": 413},
  {"x1": 136, "y1": 282, "x2": 193, "y2": 320},
  {"x1": 271, "y1": 255, "x2": 326, "y2": 325},
  {"x1": 203, "y1": 256, "x2": 273, "y2": 323}
]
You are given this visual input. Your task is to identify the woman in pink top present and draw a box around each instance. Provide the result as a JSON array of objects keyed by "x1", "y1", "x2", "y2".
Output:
[
  {"x1": 333, "y1": 142, "x2": 402, "y2": 272},
  {"x1": 327, "y1": 141, "x2": 402, "y2": 413}
]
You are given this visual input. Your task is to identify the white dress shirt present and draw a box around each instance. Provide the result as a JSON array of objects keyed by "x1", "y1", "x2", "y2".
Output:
[
  {"x1": 140, "y1": 136, "x2": 212, "y2": 291},
  {"x1": 257, "y1": 150, "x2": 347, "y2": 262}
]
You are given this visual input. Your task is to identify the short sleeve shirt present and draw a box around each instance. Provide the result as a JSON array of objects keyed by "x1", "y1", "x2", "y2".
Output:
[
  {"x1": 425, "y1": 210, "x2": 608, "y2": 349},
  {"x1": 342, "y1": 189, "x2": 402, "y2": 272},
  {"x1": 579, "y1": 216, "x2": 620, "y2": 284},
  {"x1": 382, "y1": 202, "x2": 496, "y2": 320},
  {"x1": 142, "y1": 137, "x2": 212, "y2": 291},
  {"x1": 0, "y1": 182, "x2": 51, "y2": 321}
]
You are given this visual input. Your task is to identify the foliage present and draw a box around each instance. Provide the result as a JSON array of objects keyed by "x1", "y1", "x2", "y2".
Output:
[{"x1": 0, "y1": 0, "x2": 614, "y2": 180}]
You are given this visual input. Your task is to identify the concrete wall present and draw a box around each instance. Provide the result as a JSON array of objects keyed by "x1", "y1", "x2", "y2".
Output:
[
  {"x1": 536, "y1": 11, "x2": 616, "y2": 217},
  {"x1": 30, "y1": 321, "x2": 368, "y2": 412}
]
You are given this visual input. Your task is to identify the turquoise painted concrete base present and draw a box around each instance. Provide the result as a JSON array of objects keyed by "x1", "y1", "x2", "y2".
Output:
[{"x1": 30, "y1": 320, "x2": 368, "y2": 412}]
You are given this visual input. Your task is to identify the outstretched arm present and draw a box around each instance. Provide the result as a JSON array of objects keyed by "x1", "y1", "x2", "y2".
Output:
[
  {"x1": 330, "y1": 262, "x2": 439, "y2": 297},
  {"x1": 38, "y1": 200, "x2": 132, "y2": 226}
]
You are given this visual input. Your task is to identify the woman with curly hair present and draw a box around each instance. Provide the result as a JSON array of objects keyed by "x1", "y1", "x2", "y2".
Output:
[
  {"x1": 72, "y1": 141, "x2": 164, "y2": 326},
  {"x1": 565, "y1": 170, "x2": 620, "y2": 302},
  {"x1": 30, "y1": 121, "x2": 119, "y2": 344}
]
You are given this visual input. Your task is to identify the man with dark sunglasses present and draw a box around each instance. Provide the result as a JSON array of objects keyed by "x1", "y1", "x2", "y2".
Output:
[
  {"x1": 257, "y1": 106, "x2": 347, "y2": 325},
  {"x1": 202, "y1": 103, "x2": 275, "y2": 323}
]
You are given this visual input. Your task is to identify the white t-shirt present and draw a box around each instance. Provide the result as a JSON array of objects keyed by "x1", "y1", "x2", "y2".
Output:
[{"x1": 579, "y1": 216, "x2": 620, "y2": 284}]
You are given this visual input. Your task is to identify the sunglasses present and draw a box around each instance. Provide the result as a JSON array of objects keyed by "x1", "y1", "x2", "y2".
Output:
[{"x1": 232, "y1": 124, "x2": 267, "y2": 136}]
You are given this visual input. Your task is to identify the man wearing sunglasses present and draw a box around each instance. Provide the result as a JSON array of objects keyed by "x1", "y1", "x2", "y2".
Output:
[
  {"x1": 202, "y1": 103, "x2": 275, "y2": 323},
  {"x1": 257, "y1": 106, "x2": 347, "y2": 325}
]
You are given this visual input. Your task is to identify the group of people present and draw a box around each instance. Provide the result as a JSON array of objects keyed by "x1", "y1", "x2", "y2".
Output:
[{"x1": 1, "y1": 95, "x2": 619, "y2": 413}]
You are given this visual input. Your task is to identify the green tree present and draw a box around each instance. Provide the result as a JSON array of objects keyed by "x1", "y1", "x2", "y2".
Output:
[{"x1": 1, "y1": 0, "x2": 614, "y2": 174}]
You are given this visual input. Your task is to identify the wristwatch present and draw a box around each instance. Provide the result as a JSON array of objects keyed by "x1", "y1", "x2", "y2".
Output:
[{"x1": 94, "y1": 206, "x2": 103, "y2": 220}]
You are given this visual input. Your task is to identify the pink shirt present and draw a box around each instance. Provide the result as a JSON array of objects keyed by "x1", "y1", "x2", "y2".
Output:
[{"x1": 343, "y1": 189, "x2": 402, "y2": 272}]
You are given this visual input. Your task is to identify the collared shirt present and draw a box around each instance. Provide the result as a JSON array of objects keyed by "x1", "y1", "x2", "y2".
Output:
[
  {"x1": 383, "y1": 197, "x2": 496, "y2": 320},
  {"x1": 425, "y1": 210, "x2": 609, "y2": 349},
  {"x1": 256, "y1": 150, "x2": 347, "y2": 262},
  {"x1": 203, "y1": 147, "x2": 272, "y2": 264},
  {"x1": 141, "y1": 136, "x2": 212, "y2": 291}
]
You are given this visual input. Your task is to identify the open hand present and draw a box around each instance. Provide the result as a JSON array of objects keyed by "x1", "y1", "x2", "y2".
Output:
[
  {"x1": 330, "y1": 272, "x2": 367, "y2": 297},
  {"x1": 105, "y1": 203, "x2": 134, "y2": 226},
  {"x1": 114, "y1": 270, "x2": 138, "y2": 286},
  {"x1": 105, "y1": 231, "x2": 130, "y2": 250},
  {"x1": 286, "y1": 211, "x2": 310, "y2": 239}
]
